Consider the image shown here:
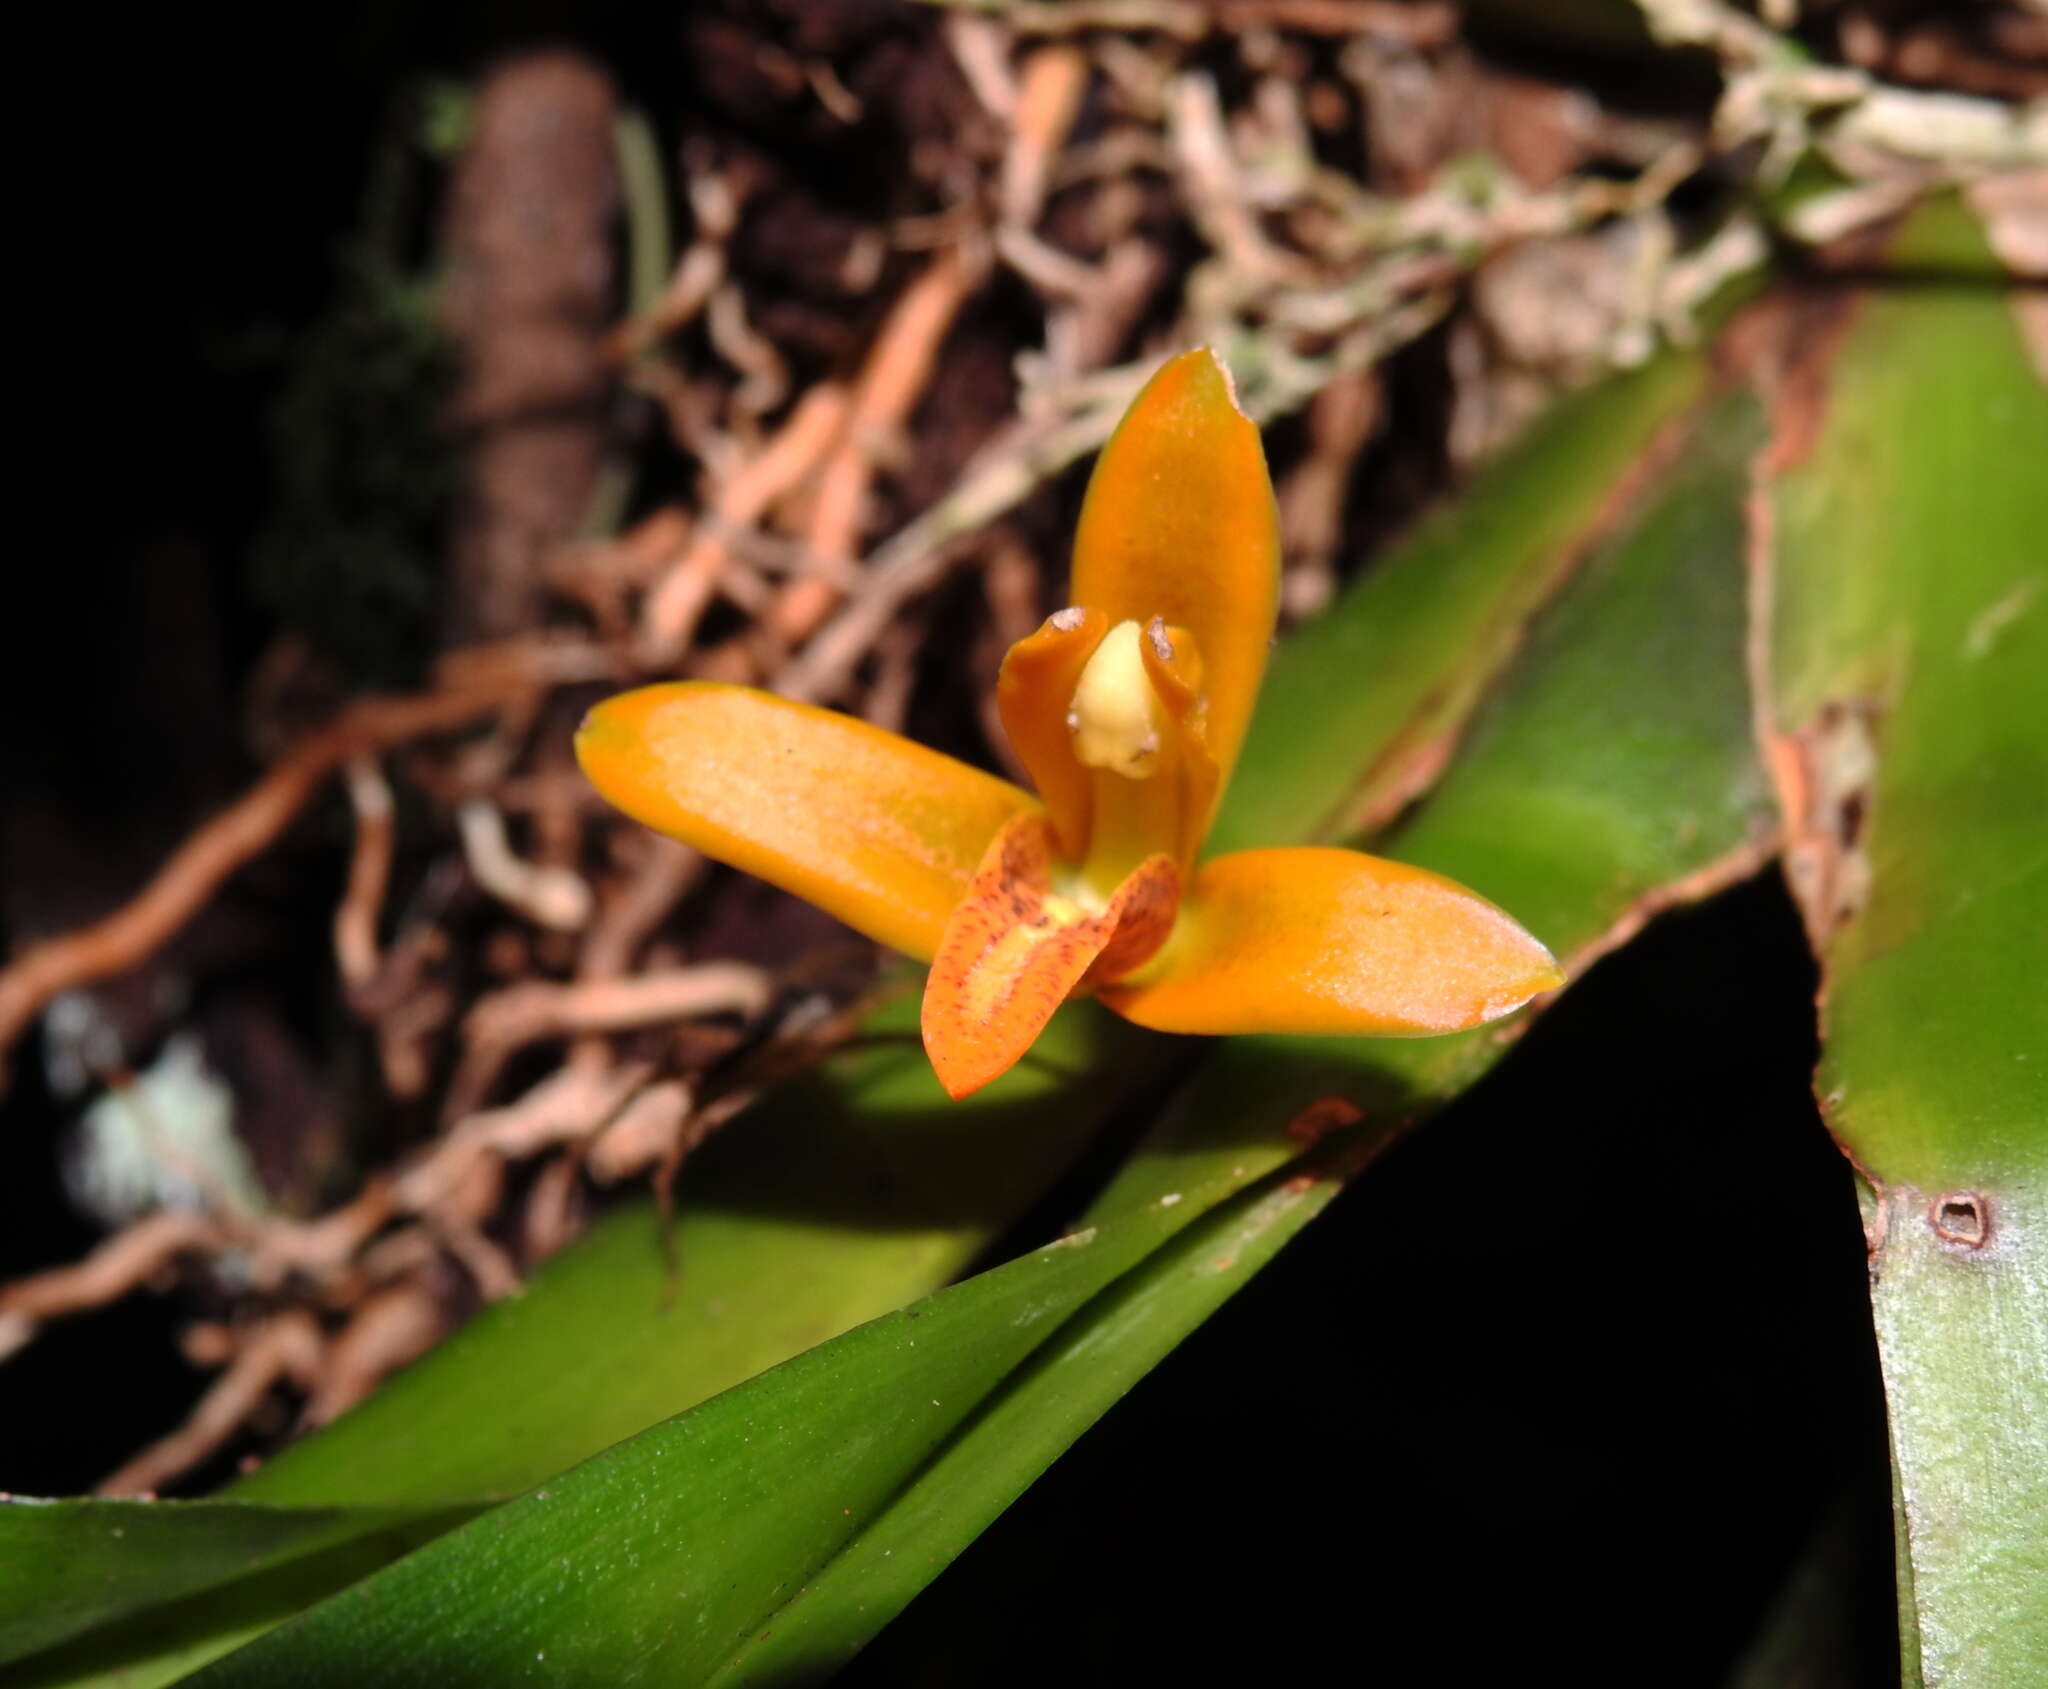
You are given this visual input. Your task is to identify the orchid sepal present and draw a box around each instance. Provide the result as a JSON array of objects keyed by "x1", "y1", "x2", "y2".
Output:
[
  {"x1": 1098, "y1": 847, "x2": 1564, "y2": 1037},
  {"x1": 575, "y1": 683, "x2": 1033, "y2": 965},
  {"x1": 1069, "y1": 347, "x2": 1278, "y2": 830}
]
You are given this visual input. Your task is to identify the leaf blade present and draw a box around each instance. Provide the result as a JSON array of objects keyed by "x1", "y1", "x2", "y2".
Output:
[
  {"x1": 0, "y1": 1498, "x2": 472, "y2": 1669},
  {"x1": 1212, "y1": 343, "x2": 1712, "y2": 854},
  {"x1": 179, "y1": 1174, "x2": 1253, "y2": 1689},
  {"x1": 1760, "y1": 198, "x2": 2048, "y2": 1687}
]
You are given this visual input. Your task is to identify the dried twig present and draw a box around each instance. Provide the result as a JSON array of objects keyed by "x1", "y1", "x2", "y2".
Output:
[
  {"x1": 0, "y1": 688, "x2": 532, "y2": 1080},
  {"x1": 586, "y1": 1079, "x2": 693, "y2": 1184},
  {"x1": 465, "y1": 965, "x2": 773, "y2": 1048},
  {"x1": 444, "y1": 965, "x2": 773, "y2": 1121},
  {"x1": 402, "y1": 1052, "x2": 648, "y2": 1210},
  {"x1": 0, "y1": 1213, "x2": 226, "y2": 1361},
  {"x1": 456, "y1": 799, "x2": 594, "y2": 931},
  {"x1": 1001, "y1": 44, "x2": 1093, "y2": 227},
  {"x1": 778, "y1": 246, "x2": 982, "y2": 642},
  {"x1": 334, "y1": 757, "x2": 397, "y2": 992},
  {"x1": 607, "y1": 143, "x2": 744, "y2": 363},
  {"x1": 300, "y1": 1281, "x2": 447, "y2": 1428},
  {"x1": 640, "y1": 382, "x2": 852, "y2": 661},
  {"x1": 98, "y1": 1311, "x2": 326, "y2": 1497},
  {"x1": 938, "y1": 0, "x2": 1454, "y2": 42},
  {"x1": 580, "y1": 836, "x2": 706, "y2": 980},
  {"x1": 1278, "y1": 369, "x2": 1382, "y2": 619},
  {"x1": 861, "y1": 618, "x2": 927, "y2": 734}
]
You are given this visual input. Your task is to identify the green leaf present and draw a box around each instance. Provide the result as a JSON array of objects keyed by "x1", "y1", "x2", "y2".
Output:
[
  {"x1": 187, "y1": 376, "x2": 1777, "y2": 1687},
  {"x1": 0, "y1": 1498, "x2": 472, "y2": 1669},
  {"x1": 180, "y1": 1167, "x2": 1265, "y2": 1688},
  {"x1": 1213, "y1": 341, "x2": 1710, "y2": 853},
  {"x1": 1760, "y1": 197, "x2": 2048, "y2": 1687},
  {"x1": 705, "y1": 1147, "x2": 1353, "y2": 1689},
  {"x1": 3, "y1": 1509, "x2": 467, "y2": 1689},
  {"x1": 1095, "y1": 383, "x2": 1781, "y2": 1218},
  {"x1": 22, "y1": 1000, "x2": 1156, "y2": 1689},
  {"x1": 232, "y1": 994, "x2": 1156, "y2": 1510}
]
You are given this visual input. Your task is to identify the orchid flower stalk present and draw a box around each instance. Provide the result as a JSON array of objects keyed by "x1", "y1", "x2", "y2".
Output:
[{"x1": 577, "y1": 350, "x2": 1562, "y2": 1097}]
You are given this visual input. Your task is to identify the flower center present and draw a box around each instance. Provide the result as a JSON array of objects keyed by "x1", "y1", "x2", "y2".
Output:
[{"x1": 1067, "y1": 619, "x2": 1168, "y2": 778}]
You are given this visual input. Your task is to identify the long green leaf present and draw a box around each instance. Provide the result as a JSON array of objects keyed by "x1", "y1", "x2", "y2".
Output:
[
  {"x1": 5, "y1": 1512, "x2": 465, "y2": 1689},
  {"x1": 0, "y1": 1499, "x2": 471, "y2": 1668},
  {"x1": 1760, "y1": 198, "x2": 2048, "y2": 1687},
  {"x1": 232, "y1": 995, "x2": 1153, "y2": 1509},
  {"x1": 15, "y1": 1001, "x2": 1152, "y2": 1689},
  {"x1": 707, "y1": 1146, "x2": 1354, "y2": 1689},
  {"x1": 1215, "y1": 342, "x2": 1709, "y2": 852},
  {"x1": 181, "y1": 1164, "x2": 1273, "y2": 1688}
]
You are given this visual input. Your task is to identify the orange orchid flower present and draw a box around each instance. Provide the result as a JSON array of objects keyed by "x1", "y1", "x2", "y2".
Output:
[{"x1": 577, "y1": 349, "x2": 1562, "y2": 1098}]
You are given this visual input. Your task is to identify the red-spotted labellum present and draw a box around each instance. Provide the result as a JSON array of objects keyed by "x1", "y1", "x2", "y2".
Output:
[{"x1": 577, "y1": 349, "x2": 1562, "y2": 1098}]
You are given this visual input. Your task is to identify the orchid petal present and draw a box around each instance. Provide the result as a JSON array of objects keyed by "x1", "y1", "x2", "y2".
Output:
[
  {"x1": 1069, "y1": 347, "x2": 1279, "y2": 832},
  {"x1": 575, "y1": 683, "x2": 1037, "y2": 963},
  {"x1": 1138, "y1": 619, "x2": 1220, "y2": 871},
  {"x1": 1099, "y1": 847, "x2": 1563, "y2": 1036},
  {"x1": 922, "y1": 814, "x2": 1178, "y2": 1100},
  {"x1": 995, "y1": 607, "x2": 1110, "y2": 863}
]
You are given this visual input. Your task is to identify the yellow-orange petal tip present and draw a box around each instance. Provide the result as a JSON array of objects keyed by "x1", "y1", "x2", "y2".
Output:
[{"x1": 1479, "y1": 961, "x2": 1566, "y2": 1023}]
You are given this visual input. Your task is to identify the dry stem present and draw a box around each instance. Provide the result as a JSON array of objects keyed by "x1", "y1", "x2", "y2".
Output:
[{"x1": 0, "y1": 686, "x2": 537, "y2": 1077}]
